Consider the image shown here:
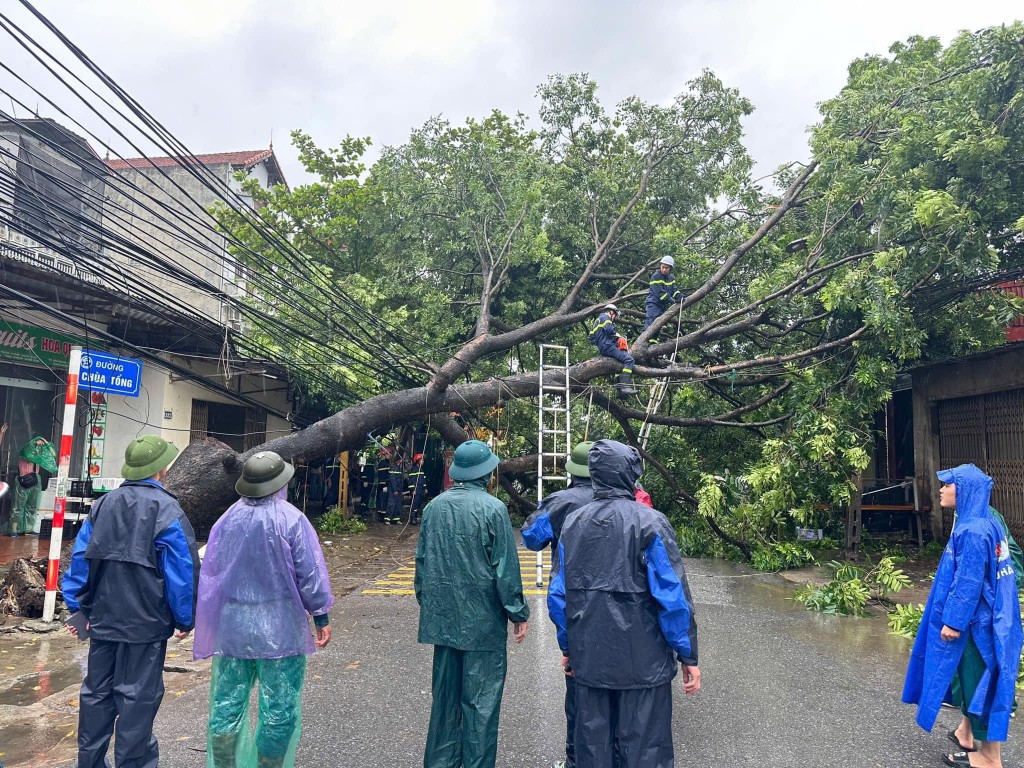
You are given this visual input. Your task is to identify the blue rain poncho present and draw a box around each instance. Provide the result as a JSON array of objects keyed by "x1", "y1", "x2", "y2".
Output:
[
  {"x1": 902, "y1": 464, "x2": 1024, "y2": 741},
  {"x1": 193, "y1": 490, "x2": 334, "y2": 660}
]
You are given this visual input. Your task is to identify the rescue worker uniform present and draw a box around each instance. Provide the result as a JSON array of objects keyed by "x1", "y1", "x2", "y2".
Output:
[
  {"x1": 521, "y1": 441, "x2": 595, "y2": 768},
  {"x1": 902, "y1": 464, "x2": 1024, "y2": 743},
  {"x1": 588, "y1": 311, "x2": 636, "y2": 397},
  {"x1": 194, "y1": 452, "x2": 334, "y2": 768},
  {"x1": 408, "y1": 457, "x2": 426, "y2": 524},
  {"x1": 415, "y1": 440, "x2": 529, "y2": 768},
  {"x1": 549, "y1": 440, "x2": 698, "y2": 768},
  {"x1": 62, "y1": 436, "x2": 199, "y2": 768},
  {"x1": 375, "y1": 457, "x2": 389, "y2": 516},
  {"x1": 643, "y1": 268, "x2": 681, "y2": 339},
  {"x1": 385, "y1": 463, "x2": 405, "y2": 524}
]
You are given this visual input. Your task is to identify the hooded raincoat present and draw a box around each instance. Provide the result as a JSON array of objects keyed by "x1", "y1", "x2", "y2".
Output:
[
  {"x1": 195, "y1": 490, "x2": 334, "y2": 768},
  {"x1": 902, "y1": 464, "x2": 1023, "y2": 742},
  {"x1": 548, "y1": 441, "x2": 697, "y2": 768},
  {"x1": 415, "y1": 475, "x2": 529, "y2": 768},
  {"x1": 521, "y1": 477, "x2": 594, "y2": 575},
  {"x1": 61, "y1": 479, "x2": 199, "y2": 768}
]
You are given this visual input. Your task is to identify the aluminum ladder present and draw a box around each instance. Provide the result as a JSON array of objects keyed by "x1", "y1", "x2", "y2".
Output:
[
  {"x1": 536, "y1": 344, "x2": 571, "y2": 586},
  {"x1": 638, "y1": 379, "x2": 669, "y2": 451}
]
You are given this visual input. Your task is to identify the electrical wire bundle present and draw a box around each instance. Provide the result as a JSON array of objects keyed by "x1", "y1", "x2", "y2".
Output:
[{"x1": 0, "y1": 1, "x2": 439, "y2": 413}]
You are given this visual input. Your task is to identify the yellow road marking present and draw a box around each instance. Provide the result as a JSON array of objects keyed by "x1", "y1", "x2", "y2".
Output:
[{"x1": 361, "y1": 546, "x2": 553, "y2": 595}]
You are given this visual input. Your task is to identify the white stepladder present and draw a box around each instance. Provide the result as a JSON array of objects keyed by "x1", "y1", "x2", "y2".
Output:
[
  {"x1": 638, "y1": 379, "x2": 669, "y2": 451},
  {"x1": 536, "y1": 344, "x2": 572, "y2": 586}
]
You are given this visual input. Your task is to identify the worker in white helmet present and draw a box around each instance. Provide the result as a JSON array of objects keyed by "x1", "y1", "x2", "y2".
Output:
[
  {"x1": 588, "y1": 304, "x2": 637, "y2": 397},
  {"x1": 644, "y1": 255, "x2": 683, "y2": 340}
]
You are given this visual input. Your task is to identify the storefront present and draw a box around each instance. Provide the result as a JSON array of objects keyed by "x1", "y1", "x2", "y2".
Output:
[{"x1": 0, "y1": 318, "x2": 87, "y2": 533}]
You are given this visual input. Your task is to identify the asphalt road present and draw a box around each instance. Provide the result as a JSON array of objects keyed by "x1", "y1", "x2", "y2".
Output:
[{"x1": 61, "y1": 550, "x2": 1022, "y2": 768}]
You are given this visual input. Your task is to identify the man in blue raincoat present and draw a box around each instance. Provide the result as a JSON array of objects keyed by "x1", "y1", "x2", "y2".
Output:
[
  {"x1": 549, "y1": 440, "x2": 700, "y2": 768},
  {"x1": 415, "y1": 439, "x2": 529, "y2": 768},
  {"x1": 63, "y1": 435, "x2": 200, "y2": 768},
  {"x1": 522, "y1": 441, "x2": 596, "y2": 768},
  {"x1": 902, "y1": 464, "x2": 1023, "y2": 768},
  {"x1": 588, "y1": 304, "x2": 637, "y2": 398}
]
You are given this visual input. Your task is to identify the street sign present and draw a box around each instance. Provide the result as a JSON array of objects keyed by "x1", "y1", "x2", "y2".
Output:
[{"x1": 80, "y1": 349, "x2": 142, "y2": 397}]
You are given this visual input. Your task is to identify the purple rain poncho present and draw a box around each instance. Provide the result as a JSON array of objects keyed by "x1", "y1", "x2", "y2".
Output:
[{"x1": 194, "y1": 490, "x2": 334, "y2": 660}]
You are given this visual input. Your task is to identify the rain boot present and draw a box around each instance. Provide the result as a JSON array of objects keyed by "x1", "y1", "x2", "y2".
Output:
[
  {"x1": 210, "y1": 733, "x2": 237, "y2": 768},
  {"x1": 616, "y1": 372, "x2": 637, "y2": 398}
]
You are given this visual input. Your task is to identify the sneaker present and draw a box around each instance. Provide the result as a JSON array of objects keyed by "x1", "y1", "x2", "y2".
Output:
[
  {"x1": 551, "y1": 761, "x2": 567, "y2": 768},
  {"x1": 383, "y1": 519, "x2": 391, "y2": 525}
]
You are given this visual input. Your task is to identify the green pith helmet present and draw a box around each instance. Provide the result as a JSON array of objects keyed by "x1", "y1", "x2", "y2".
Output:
[
  {"x1": 121, "y1": 435, "x2": 179, "y2": 481},
  {"x1": 565, "y1": 441, "x2": 595, "y2": 478},
  {"x1": 449, "y1": 440, "x2": 500, "y2": 481},
  {"x1": 18, "y1": 436, "x2": 57, "y2": 473},
  {"x1": 235, "y1": 451, "x2": 295, "y2": 498}
]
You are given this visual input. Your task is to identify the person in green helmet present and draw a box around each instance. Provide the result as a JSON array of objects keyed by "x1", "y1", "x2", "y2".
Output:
[
  {"x1": 62, "y1": 434, "x2": 199, "y2": 768},
  {"x1": 415, "y1": 439, "x2": 529, "y2": 768},
  {"x1": 9, "y1": 435, "x2": 57, "y2": 536}
]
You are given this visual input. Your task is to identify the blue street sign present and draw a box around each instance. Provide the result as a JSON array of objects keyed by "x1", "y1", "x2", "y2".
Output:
[{"x1": 80, "y1": 350, "x2": 143, "y2": 397}]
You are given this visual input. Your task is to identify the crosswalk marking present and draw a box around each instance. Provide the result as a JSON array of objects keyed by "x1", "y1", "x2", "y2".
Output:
[{"x1": 360, "y1": 546, "x2": 553, "y2": 596}]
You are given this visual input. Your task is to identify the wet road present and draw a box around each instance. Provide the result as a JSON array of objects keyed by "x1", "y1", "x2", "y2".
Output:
[{"x1": 75, "y1": 550, "x2": 1016, "y2": 768}]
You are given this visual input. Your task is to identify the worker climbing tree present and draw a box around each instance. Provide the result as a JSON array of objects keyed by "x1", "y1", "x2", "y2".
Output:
[{"x1": 588, "y1": 304, "x2": 637, "y2": 398}]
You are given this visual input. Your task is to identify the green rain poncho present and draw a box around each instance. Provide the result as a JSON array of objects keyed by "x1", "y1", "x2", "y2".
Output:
[
  {"x1": 414, "y1": 475, "x2": 529, "y2": 768},
  {"x1": 9, "y1": 437, "x2": 56, "y2": 535},
  {"x1": 18, "y1": 436, "x2": 58, "y2": 473}
]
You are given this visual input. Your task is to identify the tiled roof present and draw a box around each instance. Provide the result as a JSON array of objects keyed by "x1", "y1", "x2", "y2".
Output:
[{"x1": 105, "y1": 149, "x2": 274, "y2": 171}]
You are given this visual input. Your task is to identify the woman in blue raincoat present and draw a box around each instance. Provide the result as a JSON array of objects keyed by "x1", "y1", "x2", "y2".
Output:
[
  {"x1": 194, "y1": 451, "x2": 334, "y2": 768},
  {"x1": 902, "y1": 464, "x2": 1023, "y2": 768}
]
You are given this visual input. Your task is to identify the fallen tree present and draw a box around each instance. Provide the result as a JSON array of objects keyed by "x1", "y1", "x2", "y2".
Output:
[{"x1": 175, "y1": 26, "x2": 1024, "y2": 547}]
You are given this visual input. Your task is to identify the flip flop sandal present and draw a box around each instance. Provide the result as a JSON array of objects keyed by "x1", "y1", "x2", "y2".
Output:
[
  {"x1": 942, "y1": 752, "x2": 971, "y2": 767},
  {"x1": 947, "y1": 729, "x2": 977, "y2": 752}
]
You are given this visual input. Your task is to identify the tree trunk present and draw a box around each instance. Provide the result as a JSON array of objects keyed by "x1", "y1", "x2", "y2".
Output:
[{"x1": 166, "y1": 362, "x2": 614, "y2": 530}]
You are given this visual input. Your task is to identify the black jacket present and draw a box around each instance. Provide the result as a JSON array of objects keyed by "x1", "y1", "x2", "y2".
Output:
[
  {"x1": 63, "y1": 480, "x2": 199, "y2": 643},
  {"x1": 549, "y1": 440, "x2": 698, "y2": 689}
]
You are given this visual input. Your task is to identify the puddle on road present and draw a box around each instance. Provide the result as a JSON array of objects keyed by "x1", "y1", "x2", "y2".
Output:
[
  {"x1": 0, "y1": 717, "x2": 78, "y2": 768},
  {"x1": 686, "y1": 556, "x2": 915, "y2": 670},
  {"x1": 0, "y1": 665, "x2": 83, "y2": 705}
]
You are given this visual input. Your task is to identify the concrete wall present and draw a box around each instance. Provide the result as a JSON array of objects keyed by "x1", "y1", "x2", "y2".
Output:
[
  {"x1": 102, "y1": 164, "x2": 233, "y2": 323},
  {"x1": 911, "y1": 344, "x2": 1024, "y2": 536},
  {"x1": 99, "y1": 354, "x2": 291, "y2": 477}
]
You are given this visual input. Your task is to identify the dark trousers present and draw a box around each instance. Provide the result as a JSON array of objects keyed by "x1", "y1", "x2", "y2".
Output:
[
  {"x1": 644, "y1": 303, "x2": 665, "y2": 334},
  {"x1": 77, "y1": 638, "x2": 167, "y2": 768},
  {"x1": 574, "y1": 682, "x2": 674, "y2": 768},
  {"x1": 565, "y1": 673, "x2": 578, "y2": 768},
  {"x1": 424, "y1": 645, "x2": 507, "y2": 768},
  {"x1": 386, "y1": 489, "x2": 403, "y2": 520},
  {"x1": 595, "y1": 343, "x2": 635, "y2": 372},
  {"x1": 410, "y1": 489, "x2": 424, "y2": 519}
]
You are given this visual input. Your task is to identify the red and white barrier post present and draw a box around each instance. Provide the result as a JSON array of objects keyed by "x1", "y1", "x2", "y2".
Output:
[{"x1": 42, "y1": 345, "x2": 82, "y2": 622}]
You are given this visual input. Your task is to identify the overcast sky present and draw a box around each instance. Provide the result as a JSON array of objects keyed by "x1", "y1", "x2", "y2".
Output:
[{"x1": 4, "y1": 1, "x2": 1022, "y2": 185}]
